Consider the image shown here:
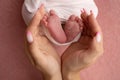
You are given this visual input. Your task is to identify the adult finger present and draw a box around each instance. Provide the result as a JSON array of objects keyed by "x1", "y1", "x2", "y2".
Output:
[
  {"x1": 87, "y1": 11, "x2": 103, "y2": 54},
  {"x1": 25, "y1": 39, "x2": 36, "y2": 66},
  {"x1": 80, "y1": 9, "x2": 89, "y2": 36},
  {"x1": 27, "y1": 4, "x2": 45, "y2": 34},
  {"x1": 26, "y1": 4, "x2": 45, "y2": 44},
  {"x1": 81, "y1": 8, "x2": 89, "y2": 22},
  {"x1": 88, "y1": 11, "x2": 102, "y2": 35}
]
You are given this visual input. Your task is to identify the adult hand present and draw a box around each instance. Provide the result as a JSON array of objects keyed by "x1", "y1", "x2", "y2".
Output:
[
  {"x1": 62, "y1": 10, "x2": 104, "y2": 80},
  {"x1": 25, "y1": 4, "x2": 62, "y2": 80}
]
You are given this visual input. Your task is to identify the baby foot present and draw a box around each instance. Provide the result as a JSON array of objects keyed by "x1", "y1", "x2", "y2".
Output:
[
  {"x1": 63, "y1": 15, "x2": 83, "y2": 42},
  {"x1": 41, "y1": 10, "x2": 67, "y2": 43}
]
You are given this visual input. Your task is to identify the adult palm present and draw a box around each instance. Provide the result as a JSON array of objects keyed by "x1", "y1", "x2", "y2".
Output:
[
  {"x1": 25, "y1": 5, "x2": 61, "y2": 78},
  {"x1": 62, "y1": 11, "x2": 103, "y2": 74}
]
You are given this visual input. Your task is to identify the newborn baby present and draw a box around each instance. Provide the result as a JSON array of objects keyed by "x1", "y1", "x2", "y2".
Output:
[{"x1": 22, "y1": 0, "x2": 98, "y2": 45}]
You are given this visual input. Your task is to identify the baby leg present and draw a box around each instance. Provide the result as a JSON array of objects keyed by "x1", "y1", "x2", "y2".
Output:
[
  {"x1": 63, "y1": 15, "x2": 83, "y2": 42},
  {"x1": 41, "y1": 10, "x2": 67, "y2": 43}
]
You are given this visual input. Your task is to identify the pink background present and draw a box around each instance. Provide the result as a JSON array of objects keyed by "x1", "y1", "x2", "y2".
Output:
[{"x1": 0, "y1": 0, "x2": 120, "y2": 80}]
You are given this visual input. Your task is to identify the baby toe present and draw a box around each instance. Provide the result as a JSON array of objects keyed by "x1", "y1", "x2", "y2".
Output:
[
  {"x1": 49, "y1": 10, "x2": 56, "y2": 16},
  {"x1": 68, "y1": 15, "x2": 76, "y2": 21},
  {"x1": 40, "y1": 16, "x2": 48, "y2": 26}
]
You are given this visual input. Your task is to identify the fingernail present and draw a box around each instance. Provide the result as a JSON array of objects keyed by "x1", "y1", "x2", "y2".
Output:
[
  {"x1": 83, "y1": 8, "x2": 89, "y2": 15},
  {"x1": 41, "y1": 3, "x2": 44, "y2": 7},
  {"x1": 38, "y1": 3, "x2": 44, "y2": 9},
  {"x1": 81, "y1": 10, "x2": 83, "y2": 13},
  {"x1": 41, "y1": 3, "x2": 44, "y2": 6},
  {"x1": 26, "y1": 31, "x2": 33, "y2": 43},
  {"x1": 83, "y1": 8, "x2": 86, "y2": 13},
  {"x1": 90, "y1": 10, "x2": 93, "y2": 14},
  {"x1": 80, "y1": 9, "x2": 84, "y2": 13},
  {"x1": 40, "y1": 3, "x2": 44, "y2": 10},
  {"x1": 96, "y1": 32, "x2": 101, "y2": 43},
  {"x1": 90, "y1": 10, "x2": 94, "y2": 16}
]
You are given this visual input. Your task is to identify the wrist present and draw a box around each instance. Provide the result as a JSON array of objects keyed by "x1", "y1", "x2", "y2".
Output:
[
  {"x1": 62, "y1": 68, "x2": 81, "y2": 80},
  {"x1": 42, "y1": 72, "x2": 62, "y2": 80},
  {"x1": 51, "y1": 74, "x2": 62, "y2": 80}
]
